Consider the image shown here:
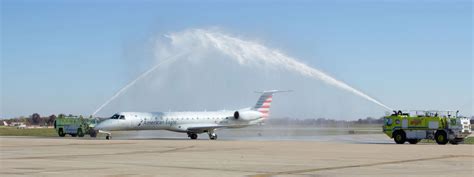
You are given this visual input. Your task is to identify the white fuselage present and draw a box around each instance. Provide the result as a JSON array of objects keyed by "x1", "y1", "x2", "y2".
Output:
[
  {"x1": 94, "y1": 111, "x2": 264, "y2": 133},
  {"x1": 93, "y1": 90, "x2": 283, "y2": 139}
]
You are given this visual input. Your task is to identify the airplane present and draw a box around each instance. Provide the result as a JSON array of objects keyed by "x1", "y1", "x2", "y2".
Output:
[
  {"x1": 94, "y1": 90, "x2": 288, "y2": 140},
  {"x1": 3, "y1": 121, "x2": 27, "y2": 129}
]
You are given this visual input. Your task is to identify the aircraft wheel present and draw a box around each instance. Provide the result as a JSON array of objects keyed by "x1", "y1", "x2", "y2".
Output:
[
  {"x1": 106, "y1": 135, "x2": 111, "y2": 140},
  {"x1": 190, "y1": 133, "x2": 198, "y2": 140},
  {"x1": 209, "y1": 134, "x2": 217, "y2": 140}
]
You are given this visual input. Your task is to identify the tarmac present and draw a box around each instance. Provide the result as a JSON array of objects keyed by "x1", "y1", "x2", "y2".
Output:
[{"x1": 0, "y1": 135, "x2": 473, "y2": 177}]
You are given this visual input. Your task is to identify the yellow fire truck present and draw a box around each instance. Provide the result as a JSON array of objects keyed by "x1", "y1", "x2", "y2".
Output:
[
  {"x1": 383, "y1": 110, "x2": 471, "y2": 145},
  {"x1": 54, "y1": 115, "x2": 98, "y2": 137}
]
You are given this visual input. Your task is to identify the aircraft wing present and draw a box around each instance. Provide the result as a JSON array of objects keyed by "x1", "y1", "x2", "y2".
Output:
[{"x1": 186, "y1": 124, "x2": 228, "y2": 132}]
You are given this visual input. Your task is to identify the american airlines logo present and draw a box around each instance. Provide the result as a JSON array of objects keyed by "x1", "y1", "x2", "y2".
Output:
[
  {"x1": 256, "y1": 95, "x2": 272, "y2": 118},
  {"x1": 137, "y1": 120, "x2": 144, "y2": 127},
  {"x1": 143, "y1": 120, "x2": 177, "y2": 126}
]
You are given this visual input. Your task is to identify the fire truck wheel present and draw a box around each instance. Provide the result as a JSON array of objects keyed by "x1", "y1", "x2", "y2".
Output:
[
  {"x1": 77, "y1": 128, "x2": 84, "y2": 137},
  {"x1": 58, "y1": 129, "x2": 66, "y2": 137},
  {"x1": 408, "y1": 139, "x2": 420, "y2": 144},
  {"x1": 435, "y1": 131, "x2": 448, "y2": 145},
  {"x1": 90, "y1": 130, "x2": 97, "y2": 138},
  {"x1": 393, "y1": 130, "x2": 406, "y2": 144}
]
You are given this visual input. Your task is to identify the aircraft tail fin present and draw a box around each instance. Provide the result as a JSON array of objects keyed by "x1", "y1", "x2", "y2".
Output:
[{"x1": 252, "y1": 90, "x2": 291, "y2": 119}]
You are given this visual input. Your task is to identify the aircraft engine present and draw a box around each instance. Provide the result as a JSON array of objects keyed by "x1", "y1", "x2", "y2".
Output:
[{"x1": 233, "y1": 111, "x2": 262, "y2": 121}]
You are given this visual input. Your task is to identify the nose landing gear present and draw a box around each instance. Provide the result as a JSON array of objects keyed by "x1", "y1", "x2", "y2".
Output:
[{"x1": 98, "y1": 130, "x2": 112, "y2": 140}]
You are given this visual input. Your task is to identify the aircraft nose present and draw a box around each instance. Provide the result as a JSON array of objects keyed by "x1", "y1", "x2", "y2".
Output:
[
  {"x1": 93, "y1": 123, "x2": 103, "y2": 131},
  {"x1": 94, "y1": 120, "x2": 111, "y2": 131}
]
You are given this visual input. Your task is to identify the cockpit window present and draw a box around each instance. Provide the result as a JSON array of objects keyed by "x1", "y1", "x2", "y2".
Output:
[
  {"x1": 111, "y1": 114, "x2": 120, "y2": 119},
  {"x1": 119, "y1": 115, "x2": 125, "y2": 120}
]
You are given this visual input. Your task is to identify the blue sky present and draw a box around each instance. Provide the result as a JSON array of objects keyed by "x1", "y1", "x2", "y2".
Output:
[{"x1": 1, "y1": 0, "x2": 472, "y2": 118}]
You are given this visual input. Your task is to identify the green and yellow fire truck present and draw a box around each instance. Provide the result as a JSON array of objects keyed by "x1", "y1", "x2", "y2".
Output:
[
  {"x1": 53, "y1": 115, "x2": 99, "y2": 137},
  {"x1": 383, "y1": 110, "x2": 471, "y2": 145}
]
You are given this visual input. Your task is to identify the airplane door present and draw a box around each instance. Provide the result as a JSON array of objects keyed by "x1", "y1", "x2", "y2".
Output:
[
  {"x1": 129, "y1": 115, "x2": 141, "y2": 129},
  {"x1": 117, "y1": 115, "x2": 127, "y2": 128}
]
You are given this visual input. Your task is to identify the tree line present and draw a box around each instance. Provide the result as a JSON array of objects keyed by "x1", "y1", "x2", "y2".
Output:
[{"x1": 3, "y1": 113, "x2": 58, "y2": 126}]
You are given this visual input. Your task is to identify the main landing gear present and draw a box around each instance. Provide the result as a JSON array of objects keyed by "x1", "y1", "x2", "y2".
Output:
[
  {"x1": 188, "y1": 132, "x2": 198, "y2": 140},
  {"x1": 99, "y1": 130, "x2": 112, "y2": 140},
  {"x1": 187, "y1": 131, "x2": 218, "y2": 140}
]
